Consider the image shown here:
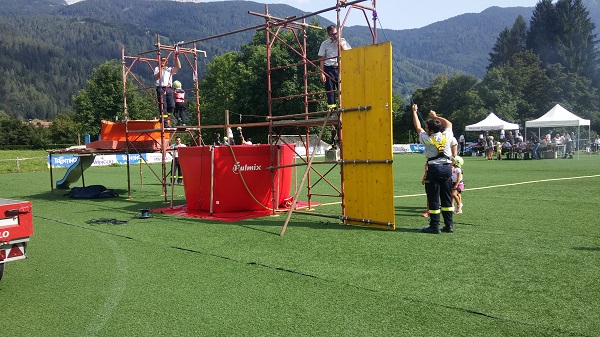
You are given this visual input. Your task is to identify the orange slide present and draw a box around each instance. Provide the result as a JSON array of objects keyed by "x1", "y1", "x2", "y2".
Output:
[{"x1": 86, "y1": 120, "x2": 171, "y2": 151}]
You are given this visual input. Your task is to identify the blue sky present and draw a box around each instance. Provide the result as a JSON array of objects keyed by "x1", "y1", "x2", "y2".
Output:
[
  {"x1": 65, "y1": 0, "x2": 540, "y2": 30},
  {"x1": 210, "y1": 0, "x2": 540, "y2": 30}
]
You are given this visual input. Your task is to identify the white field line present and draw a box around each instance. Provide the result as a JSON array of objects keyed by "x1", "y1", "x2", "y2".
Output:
[{"x1": 317, "y1": 174, "x2": 600, "y2": 207}]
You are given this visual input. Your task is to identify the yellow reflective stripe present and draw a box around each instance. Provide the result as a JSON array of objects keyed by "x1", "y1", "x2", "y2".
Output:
[
  {"x1": 429, "y1": 209, "x2": 441, "y2": 214},
  {"x1": 429, "y1": 135, "x2": 447, "y2": 151},
  {"x1": 441, "y1": 206, "x2": 454, "y2": 212}
]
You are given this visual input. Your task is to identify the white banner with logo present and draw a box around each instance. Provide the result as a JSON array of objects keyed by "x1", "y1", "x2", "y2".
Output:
[{"x1": 48, "y1": 153, "x2": 172, "y2": 168}]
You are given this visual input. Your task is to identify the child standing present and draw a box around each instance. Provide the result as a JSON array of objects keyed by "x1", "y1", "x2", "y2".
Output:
[
  {"x1": 495, "y1": 141, "x2": 502, "y2": 160},
  {"x1": 172, "y1": 80, "x2": 187, "y2": 126},
  {"x1": 452, "y1": 156, "x2": 464, "y2": 214},
  {"x1": 485, "y1": 136, "x2": 494, "y2": 160}
]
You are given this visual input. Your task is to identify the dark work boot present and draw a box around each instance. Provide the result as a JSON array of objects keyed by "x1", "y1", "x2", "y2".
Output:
[
  {"x1": 421, "y1": 226, "x2": 441, "y2": 234},
  {"x1": 441, "y1": 226, "x2": 454, "y2": 233},
  {"x1": 441, "y1": 211, "x2": 454, "y2": 233}
]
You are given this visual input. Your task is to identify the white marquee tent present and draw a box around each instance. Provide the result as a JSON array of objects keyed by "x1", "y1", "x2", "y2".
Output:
[
  {"x1": 525, "y1": 104, "x2": 590, "y2": 128},
  {"x1": 465, "y1": 112, "x2": 520, "y2": 131},
  {"x1": 525, "y1": 104, "x2": 591, "y2": 157}
]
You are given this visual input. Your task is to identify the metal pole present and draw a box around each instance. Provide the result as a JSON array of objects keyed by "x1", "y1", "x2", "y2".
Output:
[
  {"x1": 210, "y1": 147, "x2": 215, "y2": 215},
  {"x1": 372, "y1": 0, "x2": 377, "y2": 43},
  {"x1": 157, "y1": 35, "x2": 168, "y2": 201},
  {"x1": 280, "y1": 110, "x2": 333, "y2": 236},
  {"x1": 122, "y1": 44, "x2": 132, "y2": 199},
  {"x1": 264, "y1": 5, "x2": 278, "y2": 214},
  {"x1": 193, "y1": 42, "x2": 201, "y2": 129},
  {"x1": 80, "y1": 157, "x2": 86, "y2": 187},
  {"x1": 225, "y1": 110, "x2": 230, "y2": 145},
  {"x1": 49, "y1": 152, "x2": 54, "y2": 195}
]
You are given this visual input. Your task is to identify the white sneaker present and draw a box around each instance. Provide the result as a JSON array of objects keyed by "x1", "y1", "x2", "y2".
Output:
[{"x1": 457, "y1": 203, "x2": 463, "y2": 214}]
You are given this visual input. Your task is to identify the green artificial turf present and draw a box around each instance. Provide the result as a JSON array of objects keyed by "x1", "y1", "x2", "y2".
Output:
[{"x1": 0, "y1": 153, "x2": 598, "y2": 336}]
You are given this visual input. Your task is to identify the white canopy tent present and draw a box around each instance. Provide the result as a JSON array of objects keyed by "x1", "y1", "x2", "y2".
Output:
[
  {"x1": 465, "y1": 112, "x2": 520, "y2": 131},
  {"x1": 525, "y1": 104, "x2": 591, "y2": 157}
]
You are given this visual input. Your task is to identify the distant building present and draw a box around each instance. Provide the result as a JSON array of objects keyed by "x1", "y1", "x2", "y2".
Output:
[{"x1": 22, "y1": 120, "x2": 52, "y2": 128}]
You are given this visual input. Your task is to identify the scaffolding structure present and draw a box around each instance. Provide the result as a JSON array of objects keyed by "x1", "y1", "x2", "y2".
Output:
[
  {"x1": 118, "y1": 0, "x2": 385, "y2": 231},
  {"x1": 120, "y1": 37, "x2": 208, "y2": 200}
]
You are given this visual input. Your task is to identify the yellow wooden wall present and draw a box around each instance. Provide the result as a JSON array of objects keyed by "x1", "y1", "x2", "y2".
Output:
[{"x1": 340, "y1": 42, "x2": 395, "y2": 230}]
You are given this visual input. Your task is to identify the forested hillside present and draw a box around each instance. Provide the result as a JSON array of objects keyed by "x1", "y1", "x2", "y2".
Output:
[
  {"x1": 1, "y1": 0, "x2": 599, "y2": 121},
  {"x1": 344, "y1": 7, "x2": 535, "y2": 95}
]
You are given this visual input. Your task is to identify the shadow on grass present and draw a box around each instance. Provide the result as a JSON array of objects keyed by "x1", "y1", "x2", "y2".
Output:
[
  {"x1": 572, "y1": 247, "x2": 600, "y2": 252},
  {"x1": 24, "y1": 188, "x2": 130, "y2": 201},
  {"x1": 395, "y1": 205, "x2": 426, "y2": 217},
  {"x1": 23, "y1": 190, "x2": 444, "y2": 234},
  {"x1": 393, "y1": 205, "x2": 484, "y2": 233},
  {"x1": 393, "y1": 227, "x2": 423, "y2": 233}
]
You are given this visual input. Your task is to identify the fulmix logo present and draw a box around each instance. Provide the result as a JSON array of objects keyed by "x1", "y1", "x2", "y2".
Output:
[{"x1": 232, "y1": 162, "x2": 262, "y2": 174}]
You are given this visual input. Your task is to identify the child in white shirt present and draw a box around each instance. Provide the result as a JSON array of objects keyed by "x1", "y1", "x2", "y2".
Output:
[{"x1": 452, "y1": 156, "x2": 464, "y2": 214}]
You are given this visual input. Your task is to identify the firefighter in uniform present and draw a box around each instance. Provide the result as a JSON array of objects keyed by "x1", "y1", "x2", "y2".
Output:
[{"x1": 412, "y1": 104, "x2": 455, "y2": 233}]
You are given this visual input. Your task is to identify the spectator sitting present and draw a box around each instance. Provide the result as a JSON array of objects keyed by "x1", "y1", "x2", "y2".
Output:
[
  {"x1": 502, "y1": 139, "x2": 513, "y2": 160},
  {"x1": 539, "y1": 137, "x2": 548, "y2": 152}
]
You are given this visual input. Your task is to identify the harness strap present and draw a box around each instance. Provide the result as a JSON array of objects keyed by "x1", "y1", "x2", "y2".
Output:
[{"x1": 429, "y1": 134, "x2": 447, "y2": 151}]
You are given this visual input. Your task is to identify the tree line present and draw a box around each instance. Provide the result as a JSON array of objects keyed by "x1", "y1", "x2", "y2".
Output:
[
  {"x1": 394, "y1": 0, "x2": 599, "y2": 142},
  {"x1": 1, "y1": 0, "x2": 554, "y2": 122},
  {"x1": 1, "y1": 0, "x2": 599, "y2": 149}
]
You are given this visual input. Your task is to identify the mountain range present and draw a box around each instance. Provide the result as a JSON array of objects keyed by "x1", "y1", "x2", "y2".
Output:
[{"x1": 1, "y1": 0, "x2": 599, "y2": 120}]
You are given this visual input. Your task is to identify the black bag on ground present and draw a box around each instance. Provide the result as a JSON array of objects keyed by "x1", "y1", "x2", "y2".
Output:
[{"x1": 67, "y1": 185, "x2": 119, "y2": 199}]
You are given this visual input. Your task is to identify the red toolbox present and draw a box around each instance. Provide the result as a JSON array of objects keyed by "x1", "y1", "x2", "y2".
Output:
[{"x1": 0, "y1": 199, "x2": 34, "y2": 281}]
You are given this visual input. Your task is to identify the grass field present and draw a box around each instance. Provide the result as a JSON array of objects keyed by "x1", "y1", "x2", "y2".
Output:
[
  {"x1": 0, "y1": 150, "x2": 48, "y2": 174},
  {"x1": 1, "y1": 152, "x2": 599, "y2": 336}
]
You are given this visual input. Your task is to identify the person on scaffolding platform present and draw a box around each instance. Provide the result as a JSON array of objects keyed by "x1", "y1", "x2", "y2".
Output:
[
  {"x1": 154, "y1": 54, "x2": 181, "y2": 128},
  {"x1": 318, "y1": 25, "x2": 351, "y2": 110},
  {"x1": 169, "y1": 136, "x2": 186, "y2": 185},
  {"x1": 412, "y1": 103, "x2": 455, "y2": 234}
]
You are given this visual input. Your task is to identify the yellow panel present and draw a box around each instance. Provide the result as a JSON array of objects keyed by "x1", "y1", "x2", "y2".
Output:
[{"x1": 340, "y1": 42, "x2": 395, "y2": 230}]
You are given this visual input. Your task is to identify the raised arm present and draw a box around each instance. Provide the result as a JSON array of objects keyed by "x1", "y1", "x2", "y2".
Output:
[
  {"x1": 412, "y1": 104, "x2": 424, "y2": 134},
  {"x1": 172, "y1": 55, "x2": 181, "y2": 74}
]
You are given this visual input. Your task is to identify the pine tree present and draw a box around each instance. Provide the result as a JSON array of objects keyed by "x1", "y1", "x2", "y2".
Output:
[
  {"x1": 526, "y1": 0, "x2": 559, "y2": 65},
  {"x1": 488, "y1": 16, "x2": 528, "y2": 70},
  {"x1": 527, "y1": 0, "x2": 597, "y2": 79}
]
